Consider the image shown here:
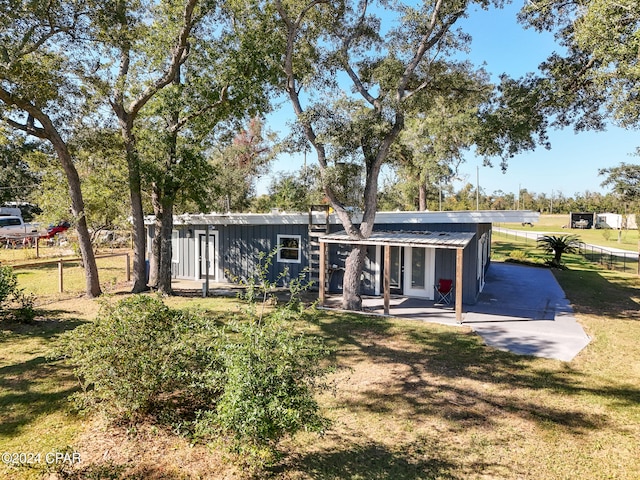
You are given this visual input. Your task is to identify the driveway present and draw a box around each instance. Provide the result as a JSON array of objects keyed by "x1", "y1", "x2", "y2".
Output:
[
  {"x1": 463, "y1": 263, "x2": 591, "y2": 362},
  {"x1": 324, "y1": 262, "x2": 591, "y2": 362}
]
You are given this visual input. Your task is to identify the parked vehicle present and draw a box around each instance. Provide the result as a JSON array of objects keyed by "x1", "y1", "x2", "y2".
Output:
[
  {"x1": 0, "y1": 216, "x2": 41, "y2": 243},
  {"x1": 45, "y1": 221, "x2": 70, "y2": 239}
]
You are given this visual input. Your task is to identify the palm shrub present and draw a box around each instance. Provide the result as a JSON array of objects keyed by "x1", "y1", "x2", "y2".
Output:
[{"x1": 537, "y1": 234, "x2": 581, "y2": 267}]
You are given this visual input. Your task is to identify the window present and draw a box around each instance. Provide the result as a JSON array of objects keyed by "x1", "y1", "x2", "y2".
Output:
[
  {"x1": 277, "y1": 234, "x2": 301, "y2": 263},
  {"x1": 171, "y1": 230, "x2": 179, "y2": 263},
  {"x1": 0, "y1": 217, "x2": 21, "y2": 227}
]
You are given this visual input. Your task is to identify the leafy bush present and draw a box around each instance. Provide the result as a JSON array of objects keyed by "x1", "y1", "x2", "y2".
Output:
[
  {"x1": 205, "y1": 314, "x2": 332, "y2": 457},
  {"x1": 0, "y1": 265, "x2": 18, "y2": 306},
  {"x1": 0, "y1": 264, "x2": 36, "y2": 322},
  {"x1": 56, "y1": 295, "x2": 224, "y2": 419},
  {"x1": 58, "y1": 281, "x2": 331, "y2": 467},
  {"x1": 508, "y1": 250, "x2": 528, "y2": 261}
]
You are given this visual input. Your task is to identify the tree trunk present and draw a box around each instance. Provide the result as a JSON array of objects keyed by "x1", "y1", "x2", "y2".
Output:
[
  {"x1": 149, "y1": 184, "x2": 175, "y2": 294},
  {"x1": 342, "y1": 244, "x2": 368, "y2": 310},
  {"x1": 148, "y1": 184, "x2": 162, "y2": 288},
  {"x1": 554, "y1": 250, "x2": 562, "y2": 266},
  {"x1": 122, "y1": 126, "x2": 149, "y2": 293},
  {"x1": 46, "y1": 119, "x2": 102, "y2": 297},
  {"x1": 157, "y1": 198, "x2": 174, "y2": 295},
  {"x1": 418, "y1": 183, "x2": 427, "y2": 211}
]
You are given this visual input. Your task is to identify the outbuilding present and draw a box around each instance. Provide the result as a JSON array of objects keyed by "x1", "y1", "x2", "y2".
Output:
[{"x1": 145, "y1": 209, "x2": 539, "y2": 318}]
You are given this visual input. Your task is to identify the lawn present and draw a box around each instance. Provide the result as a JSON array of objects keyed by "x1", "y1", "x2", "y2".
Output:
[
  {"x1": 497, "y1": 213, "x2": 640, "y2": 252},
  {"x1": 1, "y1": 239, "x2": 639, "y2": 479}
]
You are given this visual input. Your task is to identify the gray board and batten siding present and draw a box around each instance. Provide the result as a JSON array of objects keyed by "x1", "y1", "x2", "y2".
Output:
[
  {"x1": 149, "y1": 221, "x2": 311, "y2": 286},
  {"x1": 145, "y1": 210, "x2": 538, "y2": 304},
  {"x1": 324, "y1": 222, "x2": 491, "y2": 304}
]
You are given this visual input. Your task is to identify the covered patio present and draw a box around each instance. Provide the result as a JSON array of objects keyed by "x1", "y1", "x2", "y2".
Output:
[{"x1": 318, "y1": 230, "x2": 476, "y2": 322}]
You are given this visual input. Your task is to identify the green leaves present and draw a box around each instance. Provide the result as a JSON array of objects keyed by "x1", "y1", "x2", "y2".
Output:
[
  {"x1": 537, "y1": 234, "x2": 581, "y2": 267},
  {"x1": 56, "y1": 280, "x2": 332, "y2": 466},
  {"x1": 599, "y1": 163, "x2": 640, "y2": 208}
]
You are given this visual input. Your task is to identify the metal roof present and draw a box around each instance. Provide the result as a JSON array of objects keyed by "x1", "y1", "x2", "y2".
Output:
[
  {"x1": 320, "y1": 230, "x2": 476, "y2": 250},
  {"x1": 144, "y1": 209, "x2": 540, "y2": 226}
]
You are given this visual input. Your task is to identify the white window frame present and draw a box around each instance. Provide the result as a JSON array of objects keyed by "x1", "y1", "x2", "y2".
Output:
[
  {"x1": 277, "y1": 234, "x2": 302, "y2": 263},
  {"x1": 171, "y1": 230, "x2": 179, "y2": 263}
]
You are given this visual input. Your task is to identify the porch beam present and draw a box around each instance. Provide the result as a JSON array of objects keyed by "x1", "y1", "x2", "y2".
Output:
[
  {"x1": 383, "y1": 244, "x2": 391, "y2": 315},
  {"x1": 319, "y1": 241, "x2": 326, "y2": 307},
  {"x1": 456, "y1": 247, "x2": 463, "y2": 323}
]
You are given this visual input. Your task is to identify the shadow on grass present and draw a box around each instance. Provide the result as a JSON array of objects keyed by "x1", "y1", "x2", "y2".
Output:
[
  {"x1": 315, "y1": 312, "x2": 637, "y2": 437},
  {"x1": 553, "y1": 266, "x2": 640, "y2": 320},
  {"x1": 0, "y1": 314, "x2": 87, "y2": 348},
  {"x1": 271, "y1": 441, "x2": 461, "y2": 479},
  {"x1": 0, "y1": 314, "x2": 86, "y2": 438},
  {"x1": 0, "y1": 356, "x2": 80, "y2": 438}
]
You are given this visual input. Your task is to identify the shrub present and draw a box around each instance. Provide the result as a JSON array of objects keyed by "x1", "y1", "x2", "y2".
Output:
[
  {"x1": 508, "y1": 250, "x2": 528, "y2": 261},
  {"x1": 0, "y1": 264, "x2": 36, "y2": 322},
  {"x1": 537, "y1": 234, "x2": 581, "y2": 267},
  {"x1": 206, "y1": 314, "x2": 332, "y2": 457},
  {"x1": 0, "y1": 265, "x2": 18, "y2": 307},
  {"x1": 56, "y1": 253, "x2": 332, "y2": 468},
  {"x1": 55, "y1": 295, "x2": 224, "y2": 419}
]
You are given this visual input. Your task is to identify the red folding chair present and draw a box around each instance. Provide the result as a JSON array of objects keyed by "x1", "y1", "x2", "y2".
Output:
[{"x1": 435, "y1": 278, "x2": 453, "y2": 305}]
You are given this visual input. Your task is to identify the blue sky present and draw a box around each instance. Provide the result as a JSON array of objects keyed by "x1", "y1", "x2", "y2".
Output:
[{"x1": 256, "y1": 2, "x2": 639, "y2": 200}]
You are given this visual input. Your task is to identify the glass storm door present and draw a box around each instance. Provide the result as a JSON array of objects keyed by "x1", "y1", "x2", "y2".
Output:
[
  {"x1": 390, "y1": 246, "x2": 402, "y2": 292},
  {"x1": 199, "y1": 233, "x2": 216, "y2": 279},
  {"x1": 403, "y1": 247, "x2": 435, "y2": 299}
]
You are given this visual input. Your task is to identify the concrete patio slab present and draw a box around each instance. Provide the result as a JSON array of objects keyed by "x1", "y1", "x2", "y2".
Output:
[{"x1": 322, "y1": 263, "x2": 591, "y2": 362}]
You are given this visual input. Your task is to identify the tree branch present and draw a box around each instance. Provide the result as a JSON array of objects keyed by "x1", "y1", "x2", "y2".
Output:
[
  {"x1": 170, "y1": 85, "x2": 229, "y2": 133},
  {"x1": 128, "y1": 0, "x2": 199, "y2": 118},
  {"x1": 398, "y1": 1, "x2": 465, "y2": 101}
]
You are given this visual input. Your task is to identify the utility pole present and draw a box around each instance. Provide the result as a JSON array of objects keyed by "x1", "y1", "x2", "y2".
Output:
[
  {"x1": 518, "y1": 183, "x2": 522, "y2": 210},
  {"x1": 476, "y1": 166, "x2": 480, "y2": 211}
]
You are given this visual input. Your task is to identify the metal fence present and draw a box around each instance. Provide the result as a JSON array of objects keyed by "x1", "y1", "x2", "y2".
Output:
[
  {"x1": 493, "y1": 227, "x2": 639, "y2": 275},
  {"x1": 578, "y1": 243, "x2": 639, "y2": 274}
]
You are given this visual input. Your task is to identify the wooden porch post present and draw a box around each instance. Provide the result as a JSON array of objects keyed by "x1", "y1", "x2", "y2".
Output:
[
  {"x1": 455, "y1": 247, "x2": 463, "y2": 323},
  {"x1": 319, "y1": 240, "x2": 326, "y2": 307},
  {"x1": 383, "y1": 244, "x2": 391, "y2": 315}
]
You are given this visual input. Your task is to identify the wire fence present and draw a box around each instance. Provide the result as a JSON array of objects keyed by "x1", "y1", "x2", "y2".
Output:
[
  {"x1": 11, "y1": 252, "x2": 132, "y2": 298},
  {"x1": 493, "y1": 227, "x2": 639, "y2": 275},
  {"x1": 578, "y1": 243, "x2": 639, "y2": 274}
]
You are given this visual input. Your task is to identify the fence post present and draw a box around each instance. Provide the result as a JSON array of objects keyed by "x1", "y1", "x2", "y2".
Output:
[
  {"x1": 125, "y1": 253, "x2": 131, "y2": 282},
  {"x1": 58, "y1": 259, "x2": 64, "y2": 293}
]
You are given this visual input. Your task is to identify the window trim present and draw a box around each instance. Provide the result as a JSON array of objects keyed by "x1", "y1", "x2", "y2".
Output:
[{"x1": 276, "y1": 234, "x2": 302, "y2": 264}]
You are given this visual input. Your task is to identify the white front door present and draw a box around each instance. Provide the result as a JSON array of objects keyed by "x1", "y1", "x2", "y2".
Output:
[{"x1": 403, "y1": 247, "x2": 435, "y2": 299}]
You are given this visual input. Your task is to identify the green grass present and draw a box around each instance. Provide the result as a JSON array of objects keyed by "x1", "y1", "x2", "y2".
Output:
[
  {"x1": 498, "y1": 213, "x2": 640, "y2": 252},
  {"x1": 4, "y1": 250, "x2": 132, "y2": 301},
  {"x1": 1, "y1": 241, "x2": 640, "y2": 479},
  {"x1": 0, "y1": 311, "x2": 87, "y2": 480}
]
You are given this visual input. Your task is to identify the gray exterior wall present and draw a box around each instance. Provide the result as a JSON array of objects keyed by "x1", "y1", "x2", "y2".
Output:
[
  {"x1": 149, "y1": 217, "x2": 493, "y2": 304},
  {"x1": 326, "y1": 222, "x2": 491, "y2": 304},
  {"x1": 154, "y1": 223, "x2": 311, "y2": 286}
]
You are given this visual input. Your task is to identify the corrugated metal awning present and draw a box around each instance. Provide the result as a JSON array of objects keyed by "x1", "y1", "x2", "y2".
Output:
[{"x1": 319, "y1": 230, "x2": 475, "y2": 250}]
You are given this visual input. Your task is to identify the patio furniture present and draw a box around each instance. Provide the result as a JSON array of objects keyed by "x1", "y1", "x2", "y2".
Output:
[{"x1": 435, "y1": 278, "x2": 453, "y2": 305}]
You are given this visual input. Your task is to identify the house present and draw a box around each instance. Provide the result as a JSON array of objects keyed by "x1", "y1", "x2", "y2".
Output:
[{"x1": 145, "y1": 209, "x2": 539, "y2": 319}]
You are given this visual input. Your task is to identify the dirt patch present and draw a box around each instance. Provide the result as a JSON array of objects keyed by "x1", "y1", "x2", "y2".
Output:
[{"x1": 63, "y1": 417, "x2": 241, "y2": 480}]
